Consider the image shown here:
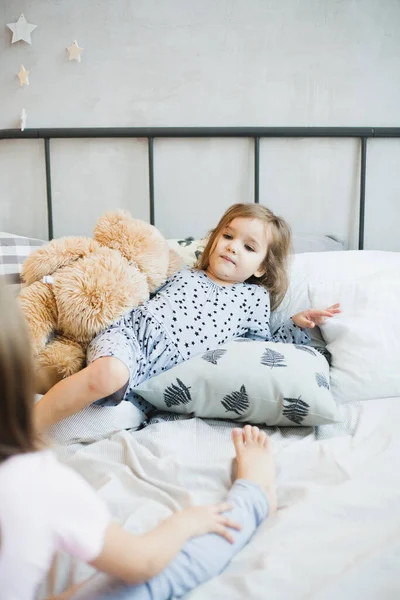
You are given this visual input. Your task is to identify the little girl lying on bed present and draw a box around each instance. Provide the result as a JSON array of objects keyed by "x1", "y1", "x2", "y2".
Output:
[
  {"x1": 0, "y1": 283, "x2": 277, "y2": 600},
  {"x1": 35, "y1": 202, "x2": 340, "y2": 432}
]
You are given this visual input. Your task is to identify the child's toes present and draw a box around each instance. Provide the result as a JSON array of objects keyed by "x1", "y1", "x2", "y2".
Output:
[
  {"x1": 258, "y1": 430, "x2": 267, "y2": 446},
  {"x1": 263, "y1": 435, "x2": 272, "y2": 450},
  {"x1": 232, "y1": 428, "x2": 244, "y2": 453},
  {"x1": 244, "y1": 424, "x2": 253, "y2": 444}
]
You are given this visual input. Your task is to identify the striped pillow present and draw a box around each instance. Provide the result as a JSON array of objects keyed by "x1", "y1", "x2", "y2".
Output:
[{"x1": 0, "y1": 232, "x2": 45, "y2": 292}]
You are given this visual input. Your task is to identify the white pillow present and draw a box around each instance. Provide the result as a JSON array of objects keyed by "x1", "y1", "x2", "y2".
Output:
[
  {"x1": 309, "y1": 270, "x2": 400, "y2": 404},
  {"x1": 271, "y1": 250, "x2": 400, "y2": 331},
  {"x1": 35, "y1": 396, "x2": 144, "y2": 444},
  {"x1": 134, "y1": 340, "x2": 341, "y2": 426}
]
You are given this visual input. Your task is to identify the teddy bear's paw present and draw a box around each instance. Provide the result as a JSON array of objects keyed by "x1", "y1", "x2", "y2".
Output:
[
  {"x1": 37, "y1": 336, "x2": 86, "y2": 382},
  {"x1": 22, "y1": 237, "x2": 102, "y2": 285}
]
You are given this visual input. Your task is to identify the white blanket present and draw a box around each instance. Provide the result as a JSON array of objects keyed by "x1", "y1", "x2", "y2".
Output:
[{"x1": 41, "y1": 398, "x2": 400, "y2": 599}]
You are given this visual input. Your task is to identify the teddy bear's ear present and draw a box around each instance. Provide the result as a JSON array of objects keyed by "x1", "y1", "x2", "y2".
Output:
[
  {"x1": 21, "y1": 237, "x2": 101, "y2": 286},
  {"x1": 94, "y1": 210, "x2": 170, "y2": 292},
  {"x1": 93, "y1": 210, "x2": 134, "y2": 253}
]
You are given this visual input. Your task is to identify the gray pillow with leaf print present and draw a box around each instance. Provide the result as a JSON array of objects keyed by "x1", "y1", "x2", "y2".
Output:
[{"x1": 134, "y1": 341, "x2": 341, "y2": 426}]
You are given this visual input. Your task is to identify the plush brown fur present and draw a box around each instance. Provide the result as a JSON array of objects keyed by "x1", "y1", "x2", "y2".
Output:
[
  {"x1": 94, "y1": 212, "x2": 170, "y2": 293},
  {"x1": 19, "y1": 210, "x2": 183, "y2": 392},
  {"x1": 22, "y1": 237, "x2": 102, "y2": 286}
]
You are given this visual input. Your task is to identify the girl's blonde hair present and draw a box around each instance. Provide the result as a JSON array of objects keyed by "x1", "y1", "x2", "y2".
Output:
[
  {"x1": 195, "y1": 203, "x2": 292, "y2": 311},
  {"x1": 0, "y1": 284, "x2": 37, "y2": 463}
]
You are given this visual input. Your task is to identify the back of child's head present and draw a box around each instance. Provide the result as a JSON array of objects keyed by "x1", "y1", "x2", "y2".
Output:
[
  {"x1": 196, "y1": 203, "x2": 292, "y2": 310},
  {"x1": 0, "y1": 284, "x2": 36, "y2": 463}
]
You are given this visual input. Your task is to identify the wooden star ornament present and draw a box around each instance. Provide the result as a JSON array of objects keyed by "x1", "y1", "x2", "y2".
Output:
[
  {"x1": 7, "y1": 13, "x2": 37, "y2": 44},
  {"x1": 66, "y1": 40, "x2": 84, "y2": 62},
  {"x1": 17, "y1": 65, "x2": 29, "y2": 87}
]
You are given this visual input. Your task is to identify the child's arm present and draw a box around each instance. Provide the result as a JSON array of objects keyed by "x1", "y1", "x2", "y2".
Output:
[
  {"x1": 46, "y1": 503, "x2": 239, "y2": 597},
  {"x1": 245, "y1": 288, "x2": 310, "y2": 344},
  {"x1": 291, "y1": 304, "x2": 341, "y2": 329},
  {"x1": 90, "y1": 502, "x2": 240, "y2": 584},
  {"x1": 52, "y1": 455, "x2": 241, "y2": 587},
  {"x1": 246, "y1": 287, "x2": 340, "y2": 344},
  {"x1": 34, "y1": 356, "x2": 129, "y2": 432},
  {"x1": 50, "y1": 446, "x2": 240, "y2": 588},
  {"x1": 271, "y1": 304, "x2": 341, "y2": 344}
]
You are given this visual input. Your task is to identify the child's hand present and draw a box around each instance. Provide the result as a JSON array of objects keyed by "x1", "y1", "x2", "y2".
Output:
[
  {"x1": 177, "y1": 503, "x2": 242, "y2": 543},
  {"x1": 292, "y1": 303, "x2": 341, "y2": 329}
]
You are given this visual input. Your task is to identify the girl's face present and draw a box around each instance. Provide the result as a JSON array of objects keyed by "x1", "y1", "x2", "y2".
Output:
[{"x1": 206, "y1": 217, "x2": 268, "y2": 285}]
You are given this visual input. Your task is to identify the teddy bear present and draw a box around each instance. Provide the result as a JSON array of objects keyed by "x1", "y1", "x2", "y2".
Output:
[{"x1": 19, "y1": 210, "x2": 183, "y2": 393}]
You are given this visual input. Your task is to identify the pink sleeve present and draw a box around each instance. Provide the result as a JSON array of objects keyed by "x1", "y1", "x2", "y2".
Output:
[{"x1": 50, "y1": 459, "x2": 111, "y2": 562}]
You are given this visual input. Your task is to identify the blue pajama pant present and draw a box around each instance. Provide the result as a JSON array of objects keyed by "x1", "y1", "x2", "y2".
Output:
[{"x1": 72, "y1": 480, "x2": 269, "y2": 600}]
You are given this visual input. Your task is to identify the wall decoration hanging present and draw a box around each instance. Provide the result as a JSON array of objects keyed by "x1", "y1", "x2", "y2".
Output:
[
  {"x1": 17, "y1": 65, "x2": 29, "y2": 87},
  {"x1": 7, "y1": 13, "x2": 37, "y2": 44},
  {"x1": 66, "y1": 40, "x2": 84, "y2": 62},
  {"x1": 20, "y1": 108, "x2": 27, "y2": 131}
]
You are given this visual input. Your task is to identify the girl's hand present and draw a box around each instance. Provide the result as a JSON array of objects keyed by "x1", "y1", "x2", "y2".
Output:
[
  {"x1": 292, "y1": 303, "x2": 341, "y2": 329},
  {"x1": 177, "y1": 503, "x2": 242, "y2": 544}
]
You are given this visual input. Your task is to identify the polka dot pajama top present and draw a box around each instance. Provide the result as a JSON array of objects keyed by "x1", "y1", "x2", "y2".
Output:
[{"x1": 87, "y1": 268, "x2": 310, "y2": 413}]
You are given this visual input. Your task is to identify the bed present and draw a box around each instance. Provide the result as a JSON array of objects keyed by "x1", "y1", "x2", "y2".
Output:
[
  {"x1": 1, "y1": 126, "x2": 399, "y2": 599},
  {"x1": 45, "y1": 397, "x2": 400, "y2": 600}
]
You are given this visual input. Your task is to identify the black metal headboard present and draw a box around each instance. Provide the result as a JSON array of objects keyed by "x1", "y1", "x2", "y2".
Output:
[{"x1": 1, "y1": 126, "x2": 400, "y2": 248}]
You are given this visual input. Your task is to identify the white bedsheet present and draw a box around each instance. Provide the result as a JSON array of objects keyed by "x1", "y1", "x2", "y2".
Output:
[{"x1": 40, "y1": 398, "x2": 400, "y2": 599}]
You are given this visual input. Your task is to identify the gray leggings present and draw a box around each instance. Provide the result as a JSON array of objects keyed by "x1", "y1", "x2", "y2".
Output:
[{"x1": 72, "y1": 479, "x2": 269, "y2": 600}]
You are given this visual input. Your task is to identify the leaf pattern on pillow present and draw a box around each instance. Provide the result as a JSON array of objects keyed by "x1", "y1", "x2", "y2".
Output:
[
  {"x1": 260, "y1": 348, "x2": 287, "y2": 368},
  {"x1": 158, "y1": 412, "x2": 185, "y2": 421},
  {"x1": 314, "y1": 346, "x2": 332, "y2": 365},
  {"x1": 202, "y1": 348, "x2": 227, "y2": 365},
  {"x1": 221, "y1": 385, "x2": 249, "y2": 416},
  {"x1": 177, "y1": 237, "x2": 195, "y2": 246},
  {"x1": 164, "y1": 378, "x2": 192, "y2": 407},
  {"x1": 148, "y1": 412, "x2": 189, "y2": 425},
  {"x1": 282, "y1": 396, "x2": 310, "y2": 424},
  {"x1": 294, "y1": 344, "x2": 317, "y2": 356},
  {"x1": 234, "y1": 337, "x2": 253, "y2": 343},
  {"x1": 315, "y1": 372, "x2": 330, "y2": 390}
]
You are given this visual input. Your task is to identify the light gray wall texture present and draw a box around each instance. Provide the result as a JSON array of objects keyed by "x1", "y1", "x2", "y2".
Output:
[{"x1": 0, "y1": 0, "x2": 399, "y2": 249}]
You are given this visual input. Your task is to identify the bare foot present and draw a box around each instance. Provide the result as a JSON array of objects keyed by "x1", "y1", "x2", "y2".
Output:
[{"x1": 232, "y1": 425, "x2": 277, "y2": 513}]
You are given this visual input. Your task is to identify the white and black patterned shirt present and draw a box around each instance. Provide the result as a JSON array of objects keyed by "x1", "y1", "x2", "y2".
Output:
[{"x1": 142, "y1": 268, "x2": 309, "y2": 360}]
